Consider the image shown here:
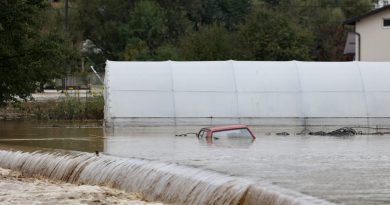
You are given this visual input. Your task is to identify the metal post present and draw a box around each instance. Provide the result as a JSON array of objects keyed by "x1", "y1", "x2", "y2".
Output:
[
  {"x1": 62, "y1": 0, "x2": 69, "y2": 92},
  {"x1": 64, "y1": 0, "x2": 69, "y2": 32}
]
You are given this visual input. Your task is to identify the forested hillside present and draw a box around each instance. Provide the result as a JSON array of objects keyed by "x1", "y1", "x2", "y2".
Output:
[
  {"x1": 65, "y1": 0, "x2": 374, "y2": 68},
  {"x1": 0, "y1": 0, "x2": 376, "y2": 103}
]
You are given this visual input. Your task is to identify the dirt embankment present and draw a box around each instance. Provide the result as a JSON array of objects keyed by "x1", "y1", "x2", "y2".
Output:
[{"x1": 0, "y1": 167, "x2": 163, "y2": 205}]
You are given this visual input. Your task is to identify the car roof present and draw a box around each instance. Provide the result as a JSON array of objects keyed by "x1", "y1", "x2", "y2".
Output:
[{"x1": 203, "y1": 124, "x2": 250, "y2": 132}]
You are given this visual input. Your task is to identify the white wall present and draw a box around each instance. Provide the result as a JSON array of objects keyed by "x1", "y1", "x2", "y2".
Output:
[{"x1": 356, "y1": 9, "x2": 390, "y2": 61}]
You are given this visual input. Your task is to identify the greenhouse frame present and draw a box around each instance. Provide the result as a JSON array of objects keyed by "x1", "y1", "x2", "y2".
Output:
[{"x1": 104, "y1": 60, "x2": 390, "y2": 127}]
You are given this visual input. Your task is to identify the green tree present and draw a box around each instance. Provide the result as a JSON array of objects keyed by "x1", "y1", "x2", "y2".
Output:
[
  {"x1": 259, "y1": 0, "x2": 374, "y2": 60},
  {"x1": 186, "y1": 0, "x2": 251, "y2": 30},
  {"x1": 123, "y1": 0, "x2": 168, "y2": 60},
  {"x1": 154, "y1": 0, "x2": 192, "y2": 41},
  {"x1": 73, "y1": 0, "x2": 131, "y2": 63},
  {"x1": 235, "y1": 9, "x2": 313, "y2": 60},
  {"x1": 179, "y1": 24, "x2": 234, "y2": 60},
  {"x1": 154, "y1": 44, "x2": 180, "y2": 60},
  {"x1": 341, "y1": 0, "x2": 373, "y2": 19},
  {"x1": 0, "y1": 0, "x2": 73, "y2": 104}
]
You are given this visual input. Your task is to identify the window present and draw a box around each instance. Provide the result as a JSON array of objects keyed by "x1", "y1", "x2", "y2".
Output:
[
  {"x1": 212, "y1": 128, "x2": 253, "y2": 139},
  {"x1": 384, "y1": 19, "x2": 390, "y2": 27}
]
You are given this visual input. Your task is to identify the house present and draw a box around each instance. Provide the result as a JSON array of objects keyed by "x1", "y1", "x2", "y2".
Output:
[{"x1": 344, "y1": 5, "x2": 390, "y2": 61}]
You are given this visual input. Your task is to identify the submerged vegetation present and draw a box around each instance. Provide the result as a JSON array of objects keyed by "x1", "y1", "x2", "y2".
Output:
[{"x1": 0, "y1": 95, "x2": 104, "y2": 121}]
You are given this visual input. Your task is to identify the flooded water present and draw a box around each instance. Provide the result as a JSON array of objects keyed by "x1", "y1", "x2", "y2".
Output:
[
  {"x1": 0, "y1": 121, "x2": 103, "y2": 152},
  {"x1": 1, "y1": 121, "x2": 390, "y2": 205}
]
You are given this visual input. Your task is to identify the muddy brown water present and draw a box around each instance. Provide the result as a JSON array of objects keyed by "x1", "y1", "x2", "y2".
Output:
[
  {"x1": 0, "y1": 121, "x2": 103, "y2": 152},
  {"x1": 1, "y1": 121, "x2": 390, "y2": 205}
]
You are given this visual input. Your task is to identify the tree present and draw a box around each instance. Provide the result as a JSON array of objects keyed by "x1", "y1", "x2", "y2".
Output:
[
  {"x1": 234, "y1": 9, "x2": 313, "y2": 60},
  {"x1": 258, "y1": 0, "x2": 375, "y2": 60},
  {"x1": 0, "y1": 0, "x2": 72, "y2": 104},
  {"x1": 73, "y1": 0, "x2": 131, "y2": 64},
  {"x1": 179, "y1": 24, "x2": 234, "y2": 60},
  {"x1": 123, "y1": 0, "x2": 168, "y2": 60},
  {"x1": 185, "y1": 0, "x2": 251, "y2": 30},
  {"x1": 154, "y1": 0, "x2": 192, "y2": 41},
  {"x1": 341, "y1": 0, "x2": 373, "y2": 19}
]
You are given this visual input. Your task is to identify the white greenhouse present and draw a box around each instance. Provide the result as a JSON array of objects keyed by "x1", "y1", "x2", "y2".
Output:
[{"x1": 104, "y1": 60, "x2": 390, "y2": 127}]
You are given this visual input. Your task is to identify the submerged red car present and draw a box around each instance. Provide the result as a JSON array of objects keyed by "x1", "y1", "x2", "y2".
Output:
[{"x1": 197, "y1": 124, "x2": 256, "y2": 141}]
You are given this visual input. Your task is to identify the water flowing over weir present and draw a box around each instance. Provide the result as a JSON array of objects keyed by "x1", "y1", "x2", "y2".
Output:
[{"x1": 0, "y1": 150, "x2": 334, "y2": 205}]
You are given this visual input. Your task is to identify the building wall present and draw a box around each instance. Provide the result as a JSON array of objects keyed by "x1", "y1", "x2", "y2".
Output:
[{"x1": 356, "y1": 9, "x2": 390, "y2": 61}]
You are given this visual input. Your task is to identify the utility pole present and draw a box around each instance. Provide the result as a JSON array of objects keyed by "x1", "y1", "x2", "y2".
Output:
[
  {"x1": 62, "y1": 0, "x2": 69, "y2": 92},
  {"x1": 64, "y1": 0, "x2": 69, "y2": 32}
]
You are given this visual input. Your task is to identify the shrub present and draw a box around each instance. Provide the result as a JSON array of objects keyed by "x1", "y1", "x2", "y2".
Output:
[{"x1": 16, "y1": 95, "x2": 104, "y2": 120}]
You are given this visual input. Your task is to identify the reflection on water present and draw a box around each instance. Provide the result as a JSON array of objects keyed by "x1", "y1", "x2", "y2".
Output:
[
  {"x1": 1, "y1": 122, "x2": 390, "y2": 205},
  {"x1": 199, "y1": 137, "x2": 255, "y2": 148},
  {"x1": 0, "y1": 121, "x2": 103, "y2": 152}
]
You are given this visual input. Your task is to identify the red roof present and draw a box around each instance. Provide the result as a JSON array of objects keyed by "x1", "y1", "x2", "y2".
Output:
[{"x1": 205, "y1": 124, "x2": 250, "y2": 132}]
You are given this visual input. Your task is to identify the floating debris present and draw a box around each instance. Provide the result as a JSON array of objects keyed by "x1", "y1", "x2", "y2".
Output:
[
  {"x1": 309, "y1": 127, "x2": 357, "y2": 136},
  {"x1": 276, "y1": 132, "x2": 290, "y2": 136},
  {"x1": 308, "y1": 131, "x2": 327, "y2": 136},
  {"x1": 327, "y1": 127, "x2": 357, "y2": 136},
  {"x1": 175, "y1": 132, "x2": 198, "y2": 137}
]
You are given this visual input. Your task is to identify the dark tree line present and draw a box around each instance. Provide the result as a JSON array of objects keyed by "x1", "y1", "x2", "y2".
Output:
[
  {"x1": 69, "y1": 0, "x2": 373, "y2": 66},
  {"x1": 0, "y1": 0, "x2": 375, "y2": 104}
]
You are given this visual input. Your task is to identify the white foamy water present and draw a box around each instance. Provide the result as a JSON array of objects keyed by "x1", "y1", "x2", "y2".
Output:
[{"x1": 0, "y1": 150, "x2": 333, "y2": 205}]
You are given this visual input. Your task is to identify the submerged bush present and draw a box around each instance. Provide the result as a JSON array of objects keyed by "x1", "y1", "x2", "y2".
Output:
[{"x1": 17, "y1": 95, "x2": 104, "y2": 120}]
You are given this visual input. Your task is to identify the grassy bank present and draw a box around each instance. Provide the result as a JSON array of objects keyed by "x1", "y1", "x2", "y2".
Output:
[{"x1": 0, "y1": 95, "x2": 104, "y2": 120}]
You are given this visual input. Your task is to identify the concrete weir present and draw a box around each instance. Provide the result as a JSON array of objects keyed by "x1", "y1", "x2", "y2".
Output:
[{"x1": 0, "y1": 149, "x2": 334, "y2": 205}]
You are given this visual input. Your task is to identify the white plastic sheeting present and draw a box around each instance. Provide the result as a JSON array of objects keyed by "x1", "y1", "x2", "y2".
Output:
[{"x1": 104, "y1": 61, "x2": 390, "y2": 127}]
